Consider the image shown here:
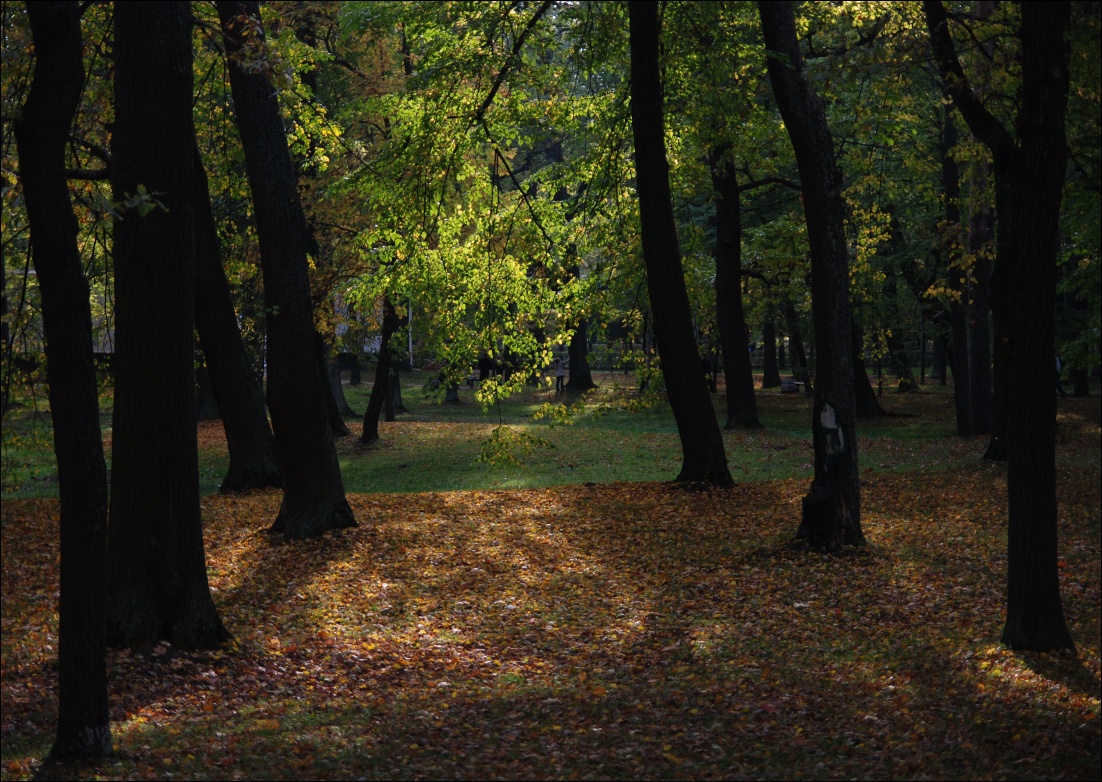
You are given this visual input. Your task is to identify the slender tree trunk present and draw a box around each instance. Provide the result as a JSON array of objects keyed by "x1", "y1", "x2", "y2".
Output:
[
  {"x1": 629, "y1": 1, "x2": 732, "y2": 486},
  {"x1": 762, "y1": 319, "x2": 781, "y2": 388},
  {"x1": 712, "y1": 156, "x2": 761, "y2": 429},
  {"x1": 853, "y1": 325, "x2": 886, "y2": 418},
  {"x1": 14, "y1": 0, "x2": 111, "y2": 758},
  {"x1": 218, "y1": 0, "x2": 355, "y2": 539},
  {"x1": 760, "y1": 0, "x2": 863, "y2": 548},
  {"x1": 192, "y1": 152, "x2": 281, "y2": 492},
  {"x1": 362, "y1": 296, "x2": 399, "y2": 443},
  {"x1": 107, "y1": 1, "x2": 228, "y2": 649},
  {"x1": 968, "y1": 194, "x2": 994, "y2": 436},
  {"x1": 318, "y1": 332, "x2": 354, "y2": 432},
  {"x1": 939, "y1": 104, "x2": 974, "y2": 434}
]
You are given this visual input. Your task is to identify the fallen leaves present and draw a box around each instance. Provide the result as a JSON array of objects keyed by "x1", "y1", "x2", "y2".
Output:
[{"x1": 2, "y1": 395, "x2": 1100, "y2": 780}]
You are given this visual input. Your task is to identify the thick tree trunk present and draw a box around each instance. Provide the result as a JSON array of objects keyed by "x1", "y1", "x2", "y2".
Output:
[
  {"x1": 219, "y1": 0, "x2": 355, "y2": 539},
  {"x1": 107, "y1": 1, "x2": 228, "y2": 649},
  {"x1": 760, "y1": 0, "x2": 863, "y2": 547},
  {"x1": 629, "y1": 1, "x2": 732, "y2": 486},
  {"x1": 362, "y1": 296, "x2": 400, "y2": 443},
  {"x1": 999, "y1": 3, "x2": 1074, "y2": 652},
  {"x1": 13, "y1": 0, "x2": 111, "y2": 758},
  {"x1": 762, "y1": 320, "x2": 781, "y2": 388},
  {"x1": 925, "y1": 0, "x2": 1074, "y2": 651},
  {"x1": 192, "y1": 152, "x2": 281, "y2": 492},
  {"x1": 712, "y1": 157, "x2": 761, "y2": 429}
]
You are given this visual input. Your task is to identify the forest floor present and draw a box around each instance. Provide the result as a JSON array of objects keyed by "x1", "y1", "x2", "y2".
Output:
[{"x1": 1, "y1": 383, "x2": 1099, "y2": 780}]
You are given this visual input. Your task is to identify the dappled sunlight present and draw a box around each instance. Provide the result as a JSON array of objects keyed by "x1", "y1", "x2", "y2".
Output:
[{"x1": 3, "y1": 397, "x2": 1099, "y2": 780}]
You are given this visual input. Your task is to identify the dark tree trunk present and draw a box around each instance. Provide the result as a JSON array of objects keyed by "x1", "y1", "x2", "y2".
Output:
[
  {"x1": 940, "y1": 104, "x2": 975, "y2": 434},
  {"x1": 629, "y1": 1, "x2": 732, "y2": 486},
  {"x1": 711, "y1": 156, "x2": 761, "y2": 429},
  {"x1": 1069, "y1": 367, "x2": 1089, "y2": 397},
  {"x1": 317, "y1": 332, "x2": 352, "y2": 436},
  {"x1": 760, "y1": 0, "x2": 863, "y2": 547},
  {"x1": 926, "y1": 0, "x2": 1074, "y2": 651},
  {"x1": 13, "y1": 0, "x2": 111, "y2": 758},
  {"x1": 931, "y1": 334, "x2": 947, "y2": 385},
  {"x1": 783, "y1": 299, "x2": 810, "y2": 386},
  {"x1": 853, "y1": 325, "x2": 887, "y2": 418},
  {"x1": 886, "y1": 330, "x2": 918, "y2": 391},
  {"x1": 968, "y1": 201, "x2": 994, "y2": 438},
  {"x1": 388, "y1": 368, "x2": 406, "y2": 417},
  {"x1": 107, "y1": 1, "x2": 228, "y2": 649},
  {"x1": 999, "y1": 2, "x2": 1075, "y2": 652},
  {"x1": 565, "y1": 316, "x2": 598, "y2": 393},
  {"x1": 219, "y1": 0, "x2": 354, "y2": 539},
  {"x1": 192, "y1": 150, "x2": 281, "y2": 493},
  {"x1": 362, "y1": 296, "x2": 400, "y2": 443},
  {"x1": 762, "y1": 320, "x2": 781, "y2": 388},
  {"x1": 195, "y1": 358, "x2": 221, "y2": 421}
]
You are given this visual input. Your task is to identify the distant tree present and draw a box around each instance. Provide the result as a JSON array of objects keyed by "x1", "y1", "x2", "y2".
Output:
[
  {"x1": 628, "y1": 0, "x2": 732, "y2": 486},
  {"x1": 106, "y1": 0, "x2": 228, "y2": 649},
  {"x1": 218, "y1": 0, "x2": 355, "y2": 539},
  {"x1": 759, "y1": 0, "x2": 864, "y2": 550},
  {"x1": 361, "y1": 296, "x2": 401, "y2": 443},
  {"x1": 925, "y1": 0, "x2": 1075, "y2": 652},
  {"x1": 13, "y1": 0, "x2": 111, "y2": 758}
]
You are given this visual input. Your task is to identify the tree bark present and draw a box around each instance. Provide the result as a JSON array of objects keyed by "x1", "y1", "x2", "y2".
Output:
[
  {"x1": 852, "y1": 325, "x2": 886, "y2": 418},
  {"x1": 218, "y1": 0, "x2": 355, "y2": 539},
  {"x1": 629, "y1": 1, "x2": 732, "y2": 486},
  {"x1": 711, "y1": 156, "x2": 761, "y2": 429},
  {"x1": 762, "y1": 319, "x2": 781, "y2": 388},
  {"x1": 106, "y1": 1, "x2": 228, "y2": 649},
  {"x1": 925, "y1": 0, "x2": 1074, "y2": 651},
  {"x1": 565, "y1": 316, "x2": 598, "y2": 393},
  {"x1": 192, "y1": 151, "x2": 281, "y2": 492},
  {"x1": 362, "y1": 296, "x2": 400, "y2": 443},
  {"x1": 14, "y1": 0, "x2": 112, "y2": 758},
  {"x1": 760, "y1": 0, "x2": 863, "y2": 547}
]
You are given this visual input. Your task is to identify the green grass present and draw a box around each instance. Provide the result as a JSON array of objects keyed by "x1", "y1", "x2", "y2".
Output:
[{"x1": 2, "y1": 368, "x2": 1095, "y2": 498}]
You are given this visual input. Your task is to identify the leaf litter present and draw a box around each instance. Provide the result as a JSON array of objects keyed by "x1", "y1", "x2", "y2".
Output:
[{"x1": 2, "y1": 400, "x2": 1099, "y2": 780}]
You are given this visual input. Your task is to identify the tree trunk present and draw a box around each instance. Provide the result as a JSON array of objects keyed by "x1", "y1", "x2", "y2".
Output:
[
  {"x1": 565, "y1": 316, "x2": 598, "y2": 393},
  {"x1": 782, "y1": 299, "x2": 810, "y2": 387},
  {"x1": 13, "y1": 0, "x2": 112, "y2": 758},
  {"x1": 362, "y1": 296, "x2": 400, "y2": 443},
  {"x1": 629, "y1": 1, "x2": 732, "y2": 486},
  {"x1": 218, "y1": 0, "x2": 355, "y2": 539},
  {"x1": 760, "y1": 0, "x2": 863, "y2": 547},
  {"x1": 712, "y1": 155, "x2": 761, "y2": 429},
  {"x1": 762, "y1": 320, "x2": 781, "y2": 388},
  {"x1": 192, "y1": 149, "x2": 281, "y2": 493},
  {"x1": 107, "y1": 1, "x2": 228, "y2": 649},
  {"x1": 999, "y1": 2, "x2": 1075, "y2": 652},
  {"x1": 925, "y1": 0, "x2": 1074, "y2": 651},
  {"x1": 853, "y1": 325, "x2": 887, "y2": 418},
  {"x1": 931, "y1": 334, "x2": 947, "y2": 385}
]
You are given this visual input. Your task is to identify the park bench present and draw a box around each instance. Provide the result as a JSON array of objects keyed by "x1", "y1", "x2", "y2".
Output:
[{"x1": 780, "y1": 379, "x2": 805, "y2": 394}]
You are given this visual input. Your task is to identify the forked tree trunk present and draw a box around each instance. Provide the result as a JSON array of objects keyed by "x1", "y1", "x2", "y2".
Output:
[
  {"x1": 629, "y1": 1, "x2": 732, "y2": 486},
  {"x1": 219, "y1": 0, "x2": 355, "y2": 539},
  {"x1": 760, "y1": 0, "x2": 863, "y2": 549},
  {"x1": 13, "y1": 0, "x2": 111, "y2": 759},
  {"x1": 107, "y1": 1, "x2": 228, "y2": 649}
]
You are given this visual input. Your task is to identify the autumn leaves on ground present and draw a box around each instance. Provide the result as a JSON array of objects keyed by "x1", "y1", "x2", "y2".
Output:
[{"x1": 2, "y1": 388, "x2": 1100, "y2": 780}]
